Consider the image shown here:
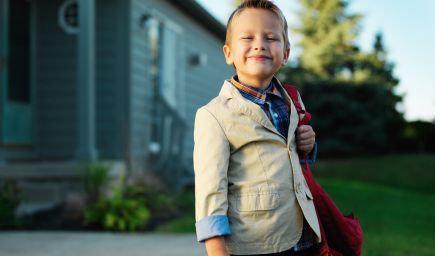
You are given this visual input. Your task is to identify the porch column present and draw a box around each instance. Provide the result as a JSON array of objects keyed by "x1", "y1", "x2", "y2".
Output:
[
  {"x1": 76, "y1": 0, "x2": 98, "y2": 160},
  {"x1": 0, "y1": 0, "x2": 7, "y2": 145}
]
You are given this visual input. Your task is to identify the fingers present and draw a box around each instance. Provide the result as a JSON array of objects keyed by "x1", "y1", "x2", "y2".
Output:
[
  {"x1": 297, "y1": 144, "x2": 313, "y2": 153},
  {"x1": 296, "y1": 125, "x2": 315, "y2": 154},
  {"x1": 297, "y1": 137, "x2": 315, "y2": 146},
  {"x1": 296, "y1": 125, "x2": 315, "y2": 141}
]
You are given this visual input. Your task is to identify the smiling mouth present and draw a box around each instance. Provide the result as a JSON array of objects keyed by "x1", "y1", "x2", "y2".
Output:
[{"x1": 249, "y1": 55, "x2": 271, "y2": 61}]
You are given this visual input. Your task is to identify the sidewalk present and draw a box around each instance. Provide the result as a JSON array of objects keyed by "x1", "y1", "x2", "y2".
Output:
[{"x1": 0, "y1": 232, "x2": 205, "y2": 256}]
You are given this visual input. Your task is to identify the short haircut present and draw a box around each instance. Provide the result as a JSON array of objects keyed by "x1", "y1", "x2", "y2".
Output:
[{"x1": 225, "y1": 0, "x2": 290, "y2": 50}]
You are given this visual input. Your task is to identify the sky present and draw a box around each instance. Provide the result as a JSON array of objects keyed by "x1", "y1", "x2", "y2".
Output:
[{"x1": 196, "y1": 0, "x2": 435, "y2": 122}]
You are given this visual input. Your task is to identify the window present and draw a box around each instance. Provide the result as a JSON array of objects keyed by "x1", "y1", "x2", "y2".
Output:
[
  {"x1": 58, "y1": 0, "x2": 79, "y2": 34},
  {"x1": 144, "y1": 14, "x2": 186, "y2": 156},
  {"x1": 160, "y1": 23, "x2": 184, "y2": 111},
  {"x1": 146, "y1": 17, "x2": 161, "y2": 99}
]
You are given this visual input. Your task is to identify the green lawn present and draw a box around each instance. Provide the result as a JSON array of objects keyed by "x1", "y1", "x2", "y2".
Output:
[
  {"x1": 312, "y1": 153, "x2": 435, "y2": 255},
  {"x1": 314, "y1": 153, "x2": 435, "y2": 193},
  {"x1": 318, "y1": 178, "x2": 435, "y2": 256},
  {"x1": 155, "y1": 153, "x2": 435, "y2": 255}
]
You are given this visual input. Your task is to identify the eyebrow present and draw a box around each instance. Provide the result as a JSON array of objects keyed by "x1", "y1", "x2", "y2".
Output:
[{"x1": 238, "y1": 29, "x2": 279, "y2": 34}]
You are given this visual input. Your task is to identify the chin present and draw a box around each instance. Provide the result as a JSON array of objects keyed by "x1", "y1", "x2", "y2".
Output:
[{"x1": 249, "y1": 71, "x2": 274, "y2": 78}]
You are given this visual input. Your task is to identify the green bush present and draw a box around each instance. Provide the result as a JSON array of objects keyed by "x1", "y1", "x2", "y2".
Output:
[
  {"x1": 83, "y1": 162, "x2": 109, "y2": 204},
  {"x1": 83, "y1": 162, "x2": 151, "y2": 232},
  {"x1": 294, "y1": 81, "x2": 404, "y2": 156},
  {"x1": 0, "y1": 180, "x2": 22, "y2": 228},
  {"x1": 84, "y1": 186, "x2": 150, "y2": 232}
]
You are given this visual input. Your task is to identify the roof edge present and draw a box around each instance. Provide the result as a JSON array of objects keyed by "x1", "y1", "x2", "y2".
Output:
[{"x1": 169, "y1": 0, "x2": 227, "y2": 41}]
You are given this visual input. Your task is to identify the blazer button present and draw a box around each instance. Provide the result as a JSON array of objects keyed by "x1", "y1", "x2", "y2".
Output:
[{"x1": 295, "y1": 182, "x2": 302, "y2": 194}]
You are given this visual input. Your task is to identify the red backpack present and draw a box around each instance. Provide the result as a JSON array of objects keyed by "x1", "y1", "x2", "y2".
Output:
[{"x1": 284, "y1": 84, "x2": 363, "y2": 256}]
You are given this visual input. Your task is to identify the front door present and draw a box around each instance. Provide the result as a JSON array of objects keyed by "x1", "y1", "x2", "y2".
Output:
[{"x1": 0, "y1": 0, "x2": 33, "y2": 146}]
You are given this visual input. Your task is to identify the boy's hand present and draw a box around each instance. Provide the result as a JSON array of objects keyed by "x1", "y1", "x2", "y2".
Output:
[{"x1": 296, "y1": 125, "x2": 315, "y2": 155}]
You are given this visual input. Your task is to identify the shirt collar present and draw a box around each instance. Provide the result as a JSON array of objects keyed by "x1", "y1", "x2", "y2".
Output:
[{"x1": 230, "y1": 76, "x2": 280, "y2": 104}]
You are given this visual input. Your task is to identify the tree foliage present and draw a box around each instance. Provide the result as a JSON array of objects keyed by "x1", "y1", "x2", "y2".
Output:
[
  {"x1": 233, "y1": 0, "x2": 243, "y2": 7},
  {"x1": 280, "y1": 0, "x2": 412, "y2": 155},
  {"x1": 293, "y1": 81, "x2": 405, "y2": 156},
  {"x1": 294, "y1": 0, "x2": 362, "y2": 79},
  {"x1": 228, "y1": 0, "x2": 432, "y2": 155}
]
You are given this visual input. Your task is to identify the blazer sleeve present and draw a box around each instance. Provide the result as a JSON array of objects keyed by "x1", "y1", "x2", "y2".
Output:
[{"x1": 193, "y1": 107, "x2": 231, "y2": 242}]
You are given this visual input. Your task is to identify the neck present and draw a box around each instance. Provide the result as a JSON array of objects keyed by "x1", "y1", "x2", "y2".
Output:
[{"x1": 236, "y1": 74, "x2": 273, "y2": 90}]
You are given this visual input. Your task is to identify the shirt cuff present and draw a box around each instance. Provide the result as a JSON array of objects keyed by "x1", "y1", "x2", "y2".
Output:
[
  {"x1": 196, "y1": 215, "x2": 231, "y2": 242},
  {"x1": 299, "y1": 143, "x2": 317, "y2": 165}
]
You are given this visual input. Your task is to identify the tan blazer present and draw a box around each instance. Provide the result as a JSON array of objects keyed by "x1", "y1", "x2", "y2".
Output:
[{"x1": 194, "y1": 79, "x2": 321, "y2": 255}]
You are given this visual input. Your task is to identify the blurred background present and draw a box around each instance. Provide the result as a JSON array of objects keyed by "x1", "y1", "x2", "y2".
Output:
[{"x1": 0, "y1": 0, "x2": 434, "y2": 255}]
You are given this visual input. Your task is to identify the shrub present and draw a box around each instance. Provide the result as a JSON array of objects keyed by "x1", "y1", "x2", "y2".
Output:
[
  {"x1": 84, "y1": 186, "x2": 150, "y2": 232},
  {"x1": 83, "y1": 162, "x2": 109, "y2": 204},
  {"x1": 0, "y1": 180, "x2": 22, "y2": 228}
]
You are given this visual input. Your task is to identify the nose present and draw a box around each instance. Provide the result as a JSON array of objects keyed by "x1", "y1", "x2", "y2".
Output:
[{"x1": 253, "y1": 38, "x2": 266, "y2": 51}]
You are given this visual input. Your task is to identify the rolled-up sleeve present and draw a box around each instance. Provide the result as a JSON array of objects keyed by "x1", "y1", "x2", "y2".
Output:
[
  {"x1": 193, "y1": 107, "x2": 231, "y2": 242},
  {"x1": 299, "y1": 142, "x2": 317, "y2": 165}
]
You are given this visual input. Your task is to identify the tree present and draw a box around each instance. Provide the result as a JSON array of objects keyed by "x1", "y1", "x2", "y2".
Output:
[
  {"x1": 352, "y1": 32, "x2": 399, "y2": 88},
  {"x1": 233, "y1": 0, "x2": 243, "y2": 7},
  {"x1": 280, "y1": 0, "x2": 406, "y2": 156},
  {"x1": 293, "y1": 0, "x2": 362, "y2": 79}
]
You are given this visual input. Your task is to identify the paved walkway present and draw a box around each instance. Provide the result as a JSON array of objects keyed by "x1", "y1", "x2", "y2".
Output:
[{"x1": 0, "y1": 232, "x2": 205, "y2": 256}]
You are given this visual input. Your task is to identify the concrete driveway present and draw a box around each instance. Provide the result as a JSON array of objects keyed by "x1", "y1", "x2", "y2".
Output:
[{"x1": 0, "y1": 232, "x2": 205, "y2": 256}]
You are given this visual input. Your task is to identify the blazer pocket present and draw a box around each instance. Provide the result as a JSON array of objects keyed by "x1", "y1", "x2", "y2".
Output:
[{"x1": 236, "y1": 191, "x2": 280, "y2": 212}]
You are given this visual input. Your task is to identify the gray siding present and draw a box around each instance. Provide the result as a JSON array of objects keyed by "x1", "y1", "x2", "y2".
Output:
[
  {"x1": 0, "y1": 0, "x2": 4, "y2": 148},
  {"x1": 128, "y1": 0, "x2": 232, "y2": 175},
  {"x1": 33, "y1": 0, "x2": 232, "y2": 182},
  {"x1": 95, "y1": 0, "x2": 128, "y2": 159},
  {"x1": 183, "y1": 21, "x2": 233, "y2": 169},
  {"x1": 36, "y1": 0, "x2": 77, "y2": 159},
  {"x1": 129, "y1": 0, "x2": 151, "y2": 173},
  {"x1": 36, "y1": 0, "x2": 128, "y2": 160}
]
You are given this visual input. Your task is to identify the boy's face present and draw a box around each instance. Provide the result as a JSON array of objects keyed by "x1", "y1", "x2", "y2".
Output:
[{"x1": 223, "y1": 8, "x2": 290, "y2": 87}]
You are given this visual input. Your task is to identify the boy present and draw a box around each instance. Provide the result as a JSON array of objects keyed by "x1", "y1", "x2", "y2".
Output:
[{"x1": 194, "y1": 1, "x2": 321, "y2": 255}]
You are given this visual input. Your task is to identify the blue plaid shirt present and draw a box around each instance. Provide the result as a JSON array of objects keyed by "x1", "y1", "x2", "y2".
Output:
[
  {"x1": 230, "y1": 76, "x2": 290, "y2": 138},
  {"x1": 231, "y1": 76, "x2": 315, "y2": 251}
]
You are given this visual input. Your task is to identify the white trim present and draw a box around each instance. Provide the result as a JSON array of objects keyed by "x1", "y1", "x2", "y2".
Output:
[{"x1": 142, "y1": 8, "x2": 183, "y2": 34}]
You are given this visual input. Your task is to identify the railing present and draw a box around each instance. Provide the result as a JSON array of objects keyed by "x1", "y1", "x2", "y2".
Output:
[{"x1": 148, "y1": 95, "x2": 191, "y2": 190}]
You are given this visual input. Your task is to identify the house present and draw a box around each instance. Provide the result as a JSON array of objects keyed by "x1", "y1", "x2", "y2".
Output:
[{"x1": 0, "y1": 0, "x2": 232, "y2": 213}]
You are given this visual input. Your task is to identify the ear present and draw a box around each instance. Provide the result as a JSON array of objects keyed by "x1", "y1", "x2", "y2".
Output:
[
  {"x1": 223, "y1": 44, "x2": 234, "y2": 65},
  {"x1": 282, "y1": 48, "x2": 290, "y2": 65}
]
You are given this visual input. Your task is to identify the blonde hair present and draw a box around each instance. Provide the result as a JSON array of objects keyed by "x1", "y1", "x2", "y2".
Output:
[{"x1": 225, "y1": 0, "x2": 290, "y2": 49}]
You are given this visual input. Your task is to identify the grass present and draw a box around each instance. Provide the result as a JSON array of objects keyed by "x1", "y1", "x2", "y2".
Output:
[
  {"x1": 155, "y1": 215, "x2": 195, "y2": 233},
  {"x1": 154, "y1": 189, "x2": 196, "y2": 233},
  {"x1": 318, "y1": 178, "x2": 435, "y2": 256},
  {"x1": 154, "y1": 153, "x2": 435, "y2": 255},
  {"x1": 313, "y1": 153, "x2": 435, "y2": 193}
]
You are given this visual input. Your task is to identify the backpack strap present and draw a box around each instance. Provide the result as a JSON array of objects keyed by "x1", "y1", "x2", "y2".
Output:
[{"x1": 282, "y1": 84, "x2": 312, "y2": 126}]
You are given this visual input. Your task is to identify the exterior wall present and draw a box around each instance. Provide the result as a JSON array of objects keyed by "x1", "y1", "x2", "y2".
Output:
[
  {"x1": 128, "y1": 0, "x2": 232, "y2": 181},
  {"x1": 182, "y1": 16, "x2": 233, "y2": 172},
  {"x1": 36, "y1": 0, "x2": 78, "y2": 159},
  {"x1": 14, "y1": 0, "x2": 230, "y2": 187},
  {"x1": 35, "y1": 0, "x2": 127, "y2": 160},
  {"x1": 0, "y1": 0, "x2": 5, "y2": 152},
  {"x1": 95, "y1": 0, "x2": 129, "y2": 159},
  {"x1": 128, "y1": 0, "x2": 150, "y2": 174}
]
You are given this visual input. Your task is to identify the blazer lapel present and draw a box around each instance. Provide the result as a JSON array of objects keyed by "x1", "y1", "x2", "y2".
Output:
[
  {"x1": 273, "y1": 82, "x2": 299, "y2": 146},
  {"x1": 219, "y1": 81, "x2": 283, "y2": 139},
  {"x1": 287, "y1": 99, "x2": 299, "y2": 145}
]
